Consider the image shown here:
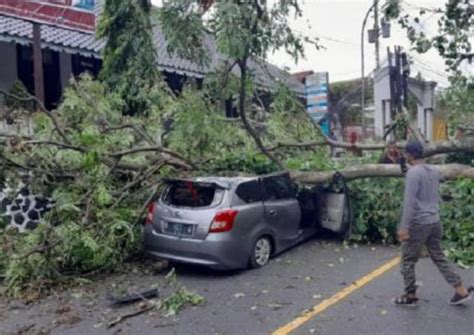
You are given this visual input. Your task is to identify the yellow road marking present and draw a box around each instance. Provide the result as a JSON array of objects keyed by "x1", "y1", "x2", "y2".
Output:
[{"x1": 271, "y1": 256, "x2": 401, "y2": 335}]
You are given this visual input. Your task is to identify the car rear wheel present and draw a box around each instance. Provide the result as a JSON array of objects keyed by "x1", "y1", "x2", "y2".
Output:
[{"x1": 250, "y1": 236, "x2": 272, "y2": 268}]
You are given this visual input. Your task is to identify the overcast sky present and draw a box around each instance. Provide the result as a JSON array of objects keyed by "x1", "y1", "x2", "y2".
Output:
[{"x1": 151, "y1": 0, "x2": 454, "y2": 85}]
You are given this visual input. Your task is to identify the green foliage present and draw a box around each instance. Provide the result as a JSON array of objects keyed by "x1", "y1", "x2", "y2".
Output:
[
  {"x1": 2, "y1": 221, "x2": 140, "y2": 297},
  {"x1": 265, "y1": 85, "x2": 319, "y2": 144},
  {"x1": 4, "y1": 80, "x2": 34, "y2": 112},
  {"x1": 440, "y1": 179, "x2": 474, "y2": 267},
  {"x1": 0, "y1": 74, "x2": 322, "y2": 296},
  {"x1": 0, "y1": 76, "x2": 163, "y2": 296},
  {"x1": 350, "y1": 178, "x2": 404, "y2": 244},
  {"x1": 160, "y1": 267, "x2": 204, "y2": 316},
  {"x1": 446, "y1": 152, "x2": 474, "y2": 166},
  {"x1": 159, "y1": 1, "x2": 316, "y2": 64},
  {"x1": 385, "y1": 0, "x2": 472, "y2": 72},
  {"x1": 164, "y1": 87, "x2": 251, "y2": 159},
  {"x1": 438, "y1": 75, "x2": 474, "y2": 130},
  {"x1": 157, "y1": 0, "x2": 210, "y2": 65},
  {"x1": 158, "y1": 1, "x2": 321, "y2": 169},
  {"x1": 349, "y1": 177, "x2": 474, "y2": 266},
  {"x1": 162, "y1": 286, "x2": 204, "y2": 317},
  {"x1": 1, "y1": 1, "x2": 471, "y2": 303},
  {"x1": 97, "y1": 0, "x2": 160, "y2": 115},
  {"x1": 206, "y1": 151, "x2": 278, "y2": 175}
]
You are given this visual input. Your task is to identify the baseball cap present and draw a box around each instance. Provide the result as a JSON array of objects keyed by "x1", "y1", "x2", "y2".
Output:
[{"x1": 405, "y1": 140, "x2": 424, "y2": 159}]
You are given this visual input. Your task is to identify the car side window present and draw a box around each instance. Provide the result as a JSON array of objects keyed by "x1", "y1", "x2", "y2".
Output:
[
  {"x1": 262, "y1": 175, "x2": 296, "y2": 200},
  {"x1": 235, "y1": 180, "x2": 263, "y2": 204}
]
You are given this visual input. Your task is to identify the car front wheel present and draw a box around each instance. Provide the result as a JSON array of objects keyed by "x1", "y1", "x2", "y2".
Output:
[{"x1": 249, "y1": 236, "x2": 272, "y2": 268}]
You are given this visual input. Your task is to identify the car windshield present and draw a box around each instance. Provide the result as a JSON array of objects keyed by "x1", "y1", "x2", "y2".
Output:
[{"x1": 162, "y1": 181, "x2": 223, "y2": 208}]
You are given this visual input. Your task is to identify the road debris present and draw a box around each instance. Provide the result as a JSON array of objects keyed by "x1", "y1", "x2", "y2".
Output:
[
  {"x1": 107, "y1": 288, "x2": 159, "y2": 307},
  {"x1": 107, "y1": 303, "x2": 157, "y2": 328},
  {"x1": 13, "y1": 323, "x2": 35, "y2": 335}
]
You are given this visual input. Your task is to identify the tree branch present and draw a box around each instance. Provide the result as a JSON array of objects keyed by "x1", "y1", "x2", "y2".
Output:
[
  {"x1": 112, "y1": 146, "x2": 197, "y2": 170},
  {"x1": 107, "y1": 304, "x2": 156, "y2": 328},
  {"x1": 291, "y1": 163, "x2": 474, "y2": 184},
  {"x1": 22, "y1": 140, "x2": 86, "y2": 152},
  {"x1": 15, "y1": 239, "x2": 63, "y2": 260},
  {"x1": 0, "y1": 88, "x2": 70, "y2": 144},
  {"x1": 268, "y1": 141, "x2": 327, "y2": 152},
  {"x1": 111, "y1": 162, "x2": 164, "y2": 209},
  {"x1": 237, "y1": 59, "x2": 284, "y2": 170}
]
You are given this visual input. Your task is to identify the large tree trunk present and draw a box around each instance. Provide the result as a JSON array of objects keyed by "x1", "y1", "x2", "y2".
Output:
[
  {"x1": 277, "y1": 123, "x2": 474, "y2": 158},
  {"x1": 290, "y1": 163, "x2": 474, "y2": 184}
]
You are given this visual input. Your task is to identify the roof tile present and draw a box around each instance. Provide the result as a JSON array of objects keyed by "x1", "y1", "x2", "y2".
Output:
[{"x1": 0, "y1": 2, "x2": 304, "y2": 95}]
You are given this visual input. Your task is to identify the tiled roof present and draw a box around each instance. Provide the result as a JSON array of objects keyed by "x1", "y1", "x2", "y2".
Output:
[
  {"x1": 0, "y1": 3, "x2": 304, "y2": 96},
  {"x1": 0, "y1": 14, "x2": 103, "y2": 56}
]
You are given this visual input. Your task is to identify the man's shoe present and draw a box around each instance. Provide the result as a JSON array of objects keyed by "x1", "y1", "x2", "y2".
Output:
[{"x1": 449, "y1": 293, "x2": 471, "y2": 305}]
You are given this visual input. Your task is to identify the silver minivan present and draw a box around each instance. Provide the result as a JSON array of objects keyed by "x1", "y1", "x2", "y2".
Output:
[{"x1": 143, "y1": 172, "x2": 349, "y2": 270}]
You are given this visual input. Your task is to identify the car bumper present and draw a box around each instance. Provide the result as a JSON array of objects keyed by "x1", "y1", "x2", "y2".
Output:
[{"x1": 143, "y1": 225, "x2": 249, "y2": 270}]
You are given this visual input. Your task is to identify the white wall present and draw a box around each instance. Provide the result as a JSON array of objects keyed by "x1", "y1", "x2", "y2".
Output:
[
  {"x1": 0, "y1": 41, "x2": 17, "y2": 104},
  {"x1": 374, "y1": 67, "x2": 437, "y2": 142},
  {"x1": 373, "y1": 67, "x2": 391, "y2": 138},
  {"x1": 409, "y1": 80, "x2": 436, "y2": 142}
]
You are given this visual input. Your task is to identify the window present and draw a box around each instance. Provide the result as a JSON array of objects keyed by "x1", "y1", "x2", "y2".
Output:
[
  {"x1": 72, "y1": 54, "x2": 101, "y2": 78},
  {"x1": 263, "y1": 175, "x2": 296, "y2": 200},
  {"x1": 162, "y1": 181, "x2": 223, "y2": 208},
  {"x1": 235, "y1": 180, "x2": 263, "y2": 204}
]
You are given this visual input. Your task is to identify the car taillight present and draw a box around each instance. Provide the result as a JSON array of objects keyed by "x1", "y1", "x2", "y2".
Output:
[
  {"x1": 145, "y1": 202, "x2": 155, "y2": 225},
  {"x1": 209, "y1": 209, "x2": 238, "y2": 233}
]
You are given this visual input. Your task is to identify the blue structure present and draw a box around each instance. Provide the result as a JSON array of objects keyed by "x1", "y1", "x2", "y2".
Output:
[
  {"x1": 73, "y1": 0, "x2": 95, "y2": 11},
  {"x1": 305, "y1": 72, "x2": 331, "y2": 136},
  {"x1": 306, "y1": 72, "x2": 329, "y2": 124}
]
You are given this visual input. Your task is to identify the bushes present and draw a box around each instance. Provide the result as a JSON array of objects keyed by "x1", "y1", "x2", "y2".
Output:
[
  {"x1": 1, "y1": 218, "x2": 141, "y2": 297},
  {"x1": 349, "y1": 178, "x2": 474, "y2": 266},
  {"x1": 440, "y1": 179, "x2": 474, "y2": 267},
  {"x1": 350, "y1": 178, "x2": 403, "y2": 244}
]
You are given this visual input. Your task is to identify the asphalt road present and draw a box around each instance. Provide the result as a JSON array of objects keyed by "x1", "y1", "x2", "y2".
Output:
[{"x1": 1, "y1": 238, "x2": 473, "y2": 335}]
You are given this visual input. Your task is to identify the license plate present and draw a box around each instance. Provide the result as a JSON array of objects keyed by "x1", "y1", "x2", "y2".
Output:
[{"x1": 164, "y1": 222, "x2": 194, "y2": 237}]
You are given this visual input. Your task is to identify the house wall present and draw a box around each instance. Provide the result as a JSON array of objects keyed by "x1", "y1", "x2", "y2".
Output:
[
  {"x1": 0, "y1": 41, "x2": 18, "y2": 104},
  {"x1": 374, "y1": 67, "x2": 437, "y2": 142},
  {"x1": 408, "y1": 79, "x2": 436, "y2": 142},
  {"x1": 373, "y1": 67, "x2": 391, "y2": 138}
]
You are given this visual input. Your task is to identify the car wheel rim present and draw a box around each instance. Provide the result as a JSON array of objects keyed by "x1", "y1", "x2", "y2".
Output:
[{"x1": 255, "y1": 238, "x2": 271, "y2": 266}]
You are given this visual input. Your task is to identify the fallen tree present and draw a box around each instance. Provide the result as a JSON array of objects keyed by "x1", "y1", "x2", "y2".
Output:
[
  {"x1": 269, "y1": 137, "x2": 474, "y2": 157},
  {"x1": 1, "y1": 0, "x2": 473, "y2": 298},
  {"x1": 291, "y1": 163, "x2": 474, "y2": 184}
]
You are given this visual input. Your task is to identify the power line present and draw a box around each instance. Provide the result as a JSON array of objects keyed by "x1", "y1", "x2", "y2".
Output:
[
  {"x1": 412, "y1": 61, "x2": 448, "y2": 78},
  {"x1": 412, "y1": 62, "x2": 449, "y2": 79},
  {"x1": 401, "y1": 1, "x2": 444, "y2": 14},
  {"x1": 411, "y1": 57, "x2": 449, "y2": 78}
]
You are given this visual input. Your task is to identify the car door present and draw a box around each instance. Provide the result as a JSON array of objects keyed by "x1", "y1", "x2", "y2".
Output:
[
  {"x1": 319, "y1": 192, "x2": 352, "y2": 236},
  {"x1": 261, "y1": 174, "x2": 301, "y2": 244}
]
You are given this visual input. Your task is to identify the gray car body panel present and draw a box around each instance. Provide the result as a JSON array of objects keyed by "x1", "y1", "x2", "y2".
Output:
[{"x1": 143, "y1": 172, "x2": 316, "y2": 270}]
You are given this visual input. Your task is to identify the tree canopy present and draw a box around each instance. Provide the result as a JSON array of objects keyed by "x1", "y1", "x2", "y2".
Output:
[
  {"x1": 97, "y1": 0, "x2": 160, "y2": 115},
  {"x1": 384, "y1": 0, "x2": 473, "y2": 74}
]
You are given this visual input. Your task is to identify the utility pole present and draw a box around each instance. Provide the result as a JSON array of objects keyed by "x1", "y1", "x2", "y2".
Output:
[
  {"x1": 373, "y1": 0, "x2": 380, "y2": 69},
  {"x1": 361, "y1": 1, "x2": 390, "y2": 139},
  {"x1": 32, "y1": 23, "x2": 45, "y2": 105},
  {"x1": 361, "y1": 2, "x2": 376, "y2": 139}
]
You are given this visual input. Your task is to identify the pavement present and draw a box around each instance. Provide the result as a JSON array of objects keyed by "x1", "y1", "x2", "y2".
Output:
[{"x1": 0, "y1": 238, "x2": 473, "y2": 335}]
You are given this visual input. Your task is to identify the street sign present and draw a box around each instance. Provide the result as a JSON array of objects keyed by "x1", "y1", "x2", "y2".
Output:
[
  {"x1": 0, "y1": 0, "x2": 96, "y2": 32},
  {"x1": 306, "y1": 72, "x2": 329, "y2": 124}
]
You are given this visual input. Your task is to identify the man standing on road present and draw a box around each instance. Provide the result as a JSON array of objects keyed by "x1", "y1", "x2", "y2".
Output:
[{"x1": 395, "y1": 140, "x2": 471, "y2": 305}]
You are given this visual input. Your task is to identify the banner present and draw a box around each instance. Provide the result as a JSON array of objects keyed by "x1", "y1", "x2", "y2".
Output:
[
  {"x1": 306, "y1": 72, "x2": 329, "y2": 124},
  {"x1": 0, "y1": 0, "x2": 96, "y2": 31}
]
